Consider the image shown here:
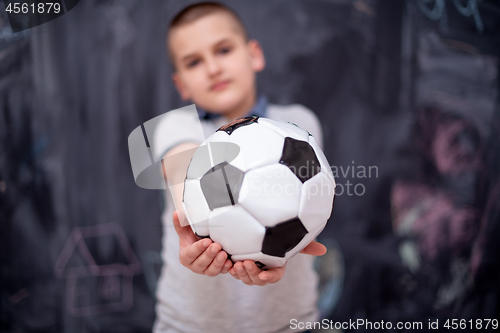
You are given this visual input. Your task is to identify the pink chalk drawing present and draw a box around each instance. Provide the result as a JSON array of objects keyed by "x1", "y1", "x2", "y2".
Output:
[
  {"x1": 432, "y1": 120, "x2": 482, "y2": 175},
  {"x1": 54, "y1": 223, "x2": 142, "y2": 316},
  {"x1": 391, "y1": 181, "x2": 477, "y2": 261},
  {"x1": 416, "y1": 107, "x2": 483, "y2": 176}
]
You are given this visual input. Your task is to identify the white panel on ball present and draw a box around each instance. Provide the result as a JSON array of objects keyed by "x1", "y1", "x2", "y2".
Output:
[
  {"x1": 186, "y1": 143, "x2": 212, "y2": 180},
  {"x1": 239, "y1": 164, "x2": 302, "y2": 227},
  {"x1": 226, "y1": 150, "x2": 246, "y2": 171},
  {"x1": 183, "y1": 179, "x2": 211, "y2": 236},
  {"x1": 208, "y1": 205, "x2": 265, "y2": 255},
  {"x1": 205, "y1": 130, "x2": 230, "y2": 143},
  {"x1": 227, "y1": 123, "x2": 284, "y2": 171},
  {"x1": 298, "y1": 172, "x2": 335, "y2": 232},
  {"x1": 206, "y1": 131, "x2": 231, "y2": 166},
  {"x1": 231, "y1": 252, "x2": 287, "y2": 269},
  {"x1": 258, "y1": 118, "x2": 309, "y2": 142}
]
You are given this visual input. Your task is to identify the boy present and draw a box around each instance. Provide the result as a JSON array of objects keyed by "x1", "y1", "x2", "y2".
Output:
[{"x1": 153, "y1": 2, "x2": 327, "y2": 332}]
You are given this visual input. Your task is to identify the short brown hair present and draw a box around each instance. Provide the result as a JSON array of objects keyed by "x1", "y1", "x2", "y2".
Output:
[{"x1": 167, "y1": 2, "x2": 249, "y2": 63}]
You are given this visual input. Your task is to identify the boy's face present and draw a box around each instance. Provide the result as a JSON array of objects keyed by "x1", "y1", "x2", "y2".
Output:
[{"x1": 169, "y1": 12, "x2": 265, "y2": 116}]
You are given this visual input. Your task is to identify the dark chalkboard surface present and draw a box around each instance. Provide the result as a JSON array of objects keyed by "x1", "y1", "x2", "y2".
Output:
[{"x1": 1, "y1": 0, "x2": 499, "y2": 331}]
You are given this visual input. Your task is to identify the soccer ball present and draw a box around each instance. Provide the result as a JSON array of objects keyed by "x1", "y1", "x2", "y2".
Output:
[{"x1": 182, "y1": 117, "x2": 335, "y2": 268}]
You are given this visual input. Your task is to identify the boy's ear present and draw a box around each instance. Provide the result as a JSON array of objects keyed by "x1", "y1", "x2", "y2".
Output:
[
  {"x1": 172, "y1": 72, "x2": 191, "y2": 101},
  {"x1": 247, "y1": 40, "x2": 265, "y2": 72}
]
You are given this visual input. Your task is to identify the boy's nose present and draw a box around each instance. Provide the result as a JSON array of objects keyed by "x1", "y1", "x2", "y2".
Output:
[{"x1": 205, "y1": 57, "x2": 222, "y2": 77}]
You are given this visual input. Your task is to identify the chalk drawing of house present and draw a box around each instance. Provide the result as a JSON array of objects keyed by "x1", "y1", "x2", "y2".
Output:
[{"x1": 54, "y1": 223, "x2": 142, "y2": 316}]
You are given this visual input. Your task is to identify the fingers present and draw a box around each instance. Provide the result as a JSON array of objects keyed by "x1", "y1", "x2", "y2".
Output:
[
  {"x1": 180, "y1": 239, "x2": 232, "y2": 276},
  {"x1": 232, "y1": 261, "x2": 257, "y2": 285},
  {"x1": 243, "y1": 261, "x2": 268, "y2": 285},
  {"x1": 258, "y1": 264, "x2": 286, "y2": 284},
  {"x1": 220, "y1": 259, "x2": 233, "y2": 274},
  {"x1": 300, "y1": 240, "x2": 327, "y2": 256},
  {"x1": 229, "y1": 260, "x2": 286, "y2": 286},
  {"x1": 228, "y1": 266, "x2": 240, "y2": 280},
  {"x1": 202, "y1": 248, "x2": 228, "y2": 277},
  {"x1": 190, "y1": 242, "x2": 220, "y2": 273},
  {"x1": 175, "y1": 209, "x2": 233, "y2": 277},
  {"x1": 180, "y1": 238, "x2": 212, "y2": 267}
]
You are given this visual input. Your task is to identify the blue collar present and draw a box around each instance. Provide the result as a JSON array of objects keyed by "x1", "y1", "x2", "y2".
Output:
[{"x1": 196, "y1": 95, "x2": 268, "y2": 120}]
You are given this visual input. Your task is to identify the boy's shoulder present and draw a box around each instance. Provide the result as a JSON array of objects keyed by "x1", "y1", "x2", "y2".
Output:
[
  {"x1": 267, "y1": 103, "x2": 323, "y2": 148},
  {"x1": 152, "y1": 105, "x2": 206, "y2": 160},
  {"x1": 267, "y1": 103, "x2": 317, "y2": 122}
]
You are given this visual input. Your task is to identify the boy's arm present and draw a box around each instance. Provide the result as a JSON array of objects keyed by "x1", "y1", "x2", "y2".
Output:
[{"x1": 163, "y1": 142, "x2": 233, "y2": 276}]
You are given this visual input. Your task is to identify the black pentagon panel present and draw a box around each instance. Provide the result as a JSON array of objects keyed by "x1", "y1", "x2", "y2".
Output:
[
  {"x1": 261, "y1": 218, "x2": 308, "y2": 258},
  {"x1": 200, "y1": 162, "x2": 245, "y2": 210},
  {"x1": 280, "y1": 137, "x2": 320, "y2": 183},
  {"x1": 217, "y1": 116, "x2": 259, "y2": 135}
]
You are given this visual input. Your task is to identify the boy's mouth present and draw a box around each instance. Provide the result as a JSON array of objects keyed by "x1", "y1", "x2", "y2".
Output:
[{"x1": 210, "y1": 80, "x2": 231, "y2": 91}]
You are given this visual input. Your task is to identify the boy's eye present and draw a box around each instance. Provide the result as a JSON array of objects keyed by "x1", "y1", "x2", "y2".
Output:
[
  {"x1": 218, "y1": 47, "x2": 231, "y2": 55},
  {"x1": 187, "y1": 59, "x2": 200, "y2": 68}
]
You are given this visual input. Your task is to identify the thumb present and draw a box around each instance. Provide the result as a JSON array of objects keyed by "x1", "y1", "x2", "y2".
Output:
[
  {"x1": 175, "y1": 209, "x2": 190, "y2": 227},
  {"x1": 300, "y1": 241, "x2": 327, "y2": 256},
  {"x1": 173, "y1": 210, "x2": 197, "y2": 246}
]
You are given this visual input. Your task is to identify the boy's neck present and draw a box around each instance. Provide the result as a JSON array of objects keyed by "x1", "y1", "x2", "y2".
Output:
[{"x1": 223, "y1": 91, "x2": 257, "y2": 121}]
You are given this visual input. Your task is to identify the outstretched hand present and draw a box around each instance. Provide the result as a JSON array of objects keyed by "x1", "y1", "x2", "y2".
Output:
[
  {"x1": 228, "y1": 240, "x2": 327, "y2": 286},
  {"x1": 174, "y1": 209, "x2": 327, "y2": 284},
  {"x1": 173, "y1": 210, "x2": 233, "y2": 276}
]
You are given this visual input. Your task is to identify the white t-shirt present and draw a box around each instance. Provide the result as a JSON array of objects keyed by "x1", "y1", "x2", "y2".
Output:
[{"x1": 153, "y1": 103, "x2": 323, "y2": 333}]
